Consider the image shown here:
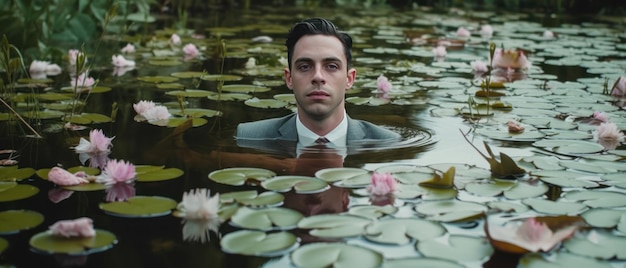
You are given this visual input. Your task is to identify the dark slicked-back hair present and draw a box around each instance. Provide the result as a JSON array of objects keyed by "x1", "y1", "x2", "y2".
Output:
[{"x1": 285, "y1": 17, "x2": 353, "y2": 71}]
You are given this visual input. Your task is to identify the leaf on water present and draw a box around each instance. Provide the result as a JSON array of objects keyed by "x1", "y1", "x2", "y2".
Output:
[
  {"x1": 220, "y1": 230, "x2": 298, "y2": 257},
  {"x1": 460, "y1": 129, "x2": 526, "y2": 178},
  {"x1": 0, "y1": 210, "x2": 44, "y2": 234},
  {"x1": 291, "y1": 243, "x2": 383, "y2": 268},
  {"x1": 419, "y1": 166, "x2": 455, "y2": 189},
  {"x1": 29, "y1": 229, "x2": 117, "y2": 255},
  {"x1": 230, "y1": 206, "x2": 302, "y2": 231}
]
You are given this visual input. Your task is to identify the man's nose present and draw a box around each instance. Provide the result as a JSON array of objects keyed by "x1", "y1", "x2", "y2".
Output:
[{"x1": 311, "y1": 65, "x2": 326, "y2": 84}]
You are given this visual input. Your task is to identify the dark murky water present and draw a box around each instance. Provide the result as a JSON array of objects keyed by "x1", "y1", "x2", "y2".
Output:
[{"x1": 2, "y1": 3, "x2": 626, "y2": 268}]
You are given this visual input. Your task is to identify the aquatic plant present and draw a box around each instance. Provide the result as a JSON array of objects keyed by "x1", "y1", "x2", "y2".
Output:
[{"x1": 49, "y1": 217, "x2": 95, "y2": 238}]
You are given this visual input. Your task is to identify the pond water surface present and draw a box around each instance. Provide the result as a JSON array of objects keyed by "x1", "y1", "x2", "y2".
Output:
[{"x1": 1, "y1": 3, "x2": 626, "y2": 268}]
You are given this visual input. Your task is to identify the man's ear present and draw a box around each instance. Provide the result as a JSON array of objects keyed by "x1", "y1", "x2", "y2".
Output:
[
  {"x1": 346, "y1": 68, "x2": 356, "y2": 89},
  {"x1": 284, "y1": 68, "x2": 293, "y2": 90}
]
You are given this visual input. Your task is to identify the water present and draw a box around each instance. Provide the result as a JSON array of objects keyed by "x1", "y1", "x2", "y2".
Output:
[{"x1": 1, "y1": 3, "x2": 626, "y2": 268}]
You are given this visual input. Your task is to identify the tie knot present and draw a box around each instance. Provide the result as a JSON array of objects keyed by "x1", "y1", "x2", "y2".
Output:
[{"x1": 315, "y1": 137, "x2": 330, "y2": 144}]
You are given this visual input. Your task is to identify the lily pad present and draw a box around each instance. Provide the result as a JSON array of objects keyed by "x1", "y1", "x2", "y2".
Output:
[
  {"x1": 220, "y1": 230, "x2": 298, "y2": 257},
  {"x1": 563, "y1": 230, "x2": 626, "y2": 260},
  {"x1": 0, "y1": 210, "x2": 44, "y2": 234},
  {"x1": 532, "y1": 139, "x2": 605, "y2": 155},
  {"x1": 315, "y1": 167, "x2": 369, "y2": 183},
  {"x1": 137, "y1": 75, "x2": 180, "y2": 83},
  {"x1": 230, "y1": 206, "x2": 302, "y2": 231},
  {"x1": 581, "y1": 208, "x2": 626, "y2": 231},
  {"x1": 0, "y1": 237, "x2": 6, "y2": 254},
  {"x1": 291, "y1": 243, "x2": 383, "y2": 268},
  {"x1": 200, "y1": 74, "x2": 243, "y2": 81},
  {"x1": 244, "y1": 98, "x2": 287, "y2": 109},
  {"x1": 99, "y1": 196, "x2": 177, "y2": 218},
  {"x1": 206, "y1": 92, "x2": 252, "y2": 101},
  {"x1": 29, "y1": 229, "x2": 117, "y2": 255},
  {"x1": 522, "y1": 198, "x2": 588, "y2": 215},
  {"x1": 417, "y1": 235, "x2": 494, "y2": 262},
  {"x1": 0, "y1": 184, "x2": 39, "y2": 202},
  {"x1": 208, "y1": 167, "x2": 276, "y2": 186},
  {"x1": 414, "y1": 200, "x2": 488, "y2": 222},
  {"x1": 260, "y1": 175, "x2": 329, "y2": 194},
  {"x1": 297, "y1": 214, "x2": 372, "y2": 238},
  {"x1": 136, "y1": 166, "x2": 184, "y2": 182},
  {"x1": 562, "y1": 190, "x2": 626, "y2": 208},
  {"x1": 64, "y1": 113, "x2": 112, "y2": 124},
  {"x1": 170, "y1": 71, "x2": 206, "y2": 78},
  {"x1": 383, "y1": 257, "x2": 464, "y2": 268},
  {"x1": 164, "y1": 117, "x2": 208, "y2": 128},
  {"x1": 347, "y1": 205, "x2": 398, "y2": 219},
  {"x1": 220, "y1": 190, "x2": 284, "y2": 207},
  {"x1": 520, "y1": 252, "x2": 612, "y2": 268},
  {"x1": 221, "y1": 84, "x2": 271, "y2": 93},
  {"x1": 166, "y1": 89, "x2": 214, "y2": 98},
  {"x1": 364, "y1": 218, "x2": 446, "y2": 244},
  {"x1": 0, "y1": 166, "x2": 36, "y2": 181}
]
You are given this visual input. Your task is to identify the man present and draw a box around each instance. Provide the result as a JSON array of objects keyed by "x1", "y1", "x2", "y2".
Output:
[{"x1": 236, "y1": 18, "x2": 401, "y2": 151}]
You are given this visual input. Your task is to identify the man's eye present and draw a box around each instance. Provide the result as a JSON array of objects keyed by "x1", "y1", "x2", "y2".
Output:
[
  {"x1": 298, "y1": 64, "x2": 311, "y2": 71},
  {"x1": 327, "y1": 64, "x2": 339, "y2": 70}
]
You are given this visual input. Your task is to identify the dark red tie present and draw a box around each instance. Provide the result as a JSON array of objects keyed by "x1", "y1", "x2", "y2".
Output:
[{"x1": 315, "y1": 137, "x2": 330, "y2": 144}]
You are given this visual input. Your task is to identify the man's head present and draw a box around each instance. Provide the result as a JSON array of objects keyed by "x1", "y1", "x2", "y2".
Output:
[{"x1": 285, "y1": 18, "x2": 353, "y2": 71}]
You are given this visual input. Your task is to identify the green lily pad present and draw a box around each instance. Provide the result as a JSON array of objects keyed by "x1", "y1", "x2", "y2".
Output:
[
  {"x1": 297, "y1": 214, "x2": 372, "y2": 238},
  {"x1": 200, "y1": 74, "x2": 243, "y2": 82},
  {"x1": 64, "y1": 113, "x2": 112, "y2": 124},
  {"x1": 208, "y1": 167, "x2": 276, "y2": 186},
  {"x1": 414, "y1": 200, "x2": 488, "y2": 222},
  {"x1": 364, "y1": 218, "x2": 447, "y2": 245},
  {"x1": 0, "y1": 184, "x2": 39, "y2": 202},
  {"x1": 563, "y1": 230, "x2": 626, "y2": 260},
  {"x1": 220, "y1": 230, "x2": 299, "y2": 257},
  {"x1": 503, "y1": 181, "x2": 549, "y2": 200},
  {"x1": 0, "y1": 166, "x2": 36, "y2": 181},
  {"x1": 166, "y1": 89, "x2": 214, "y2": 98},
  {"x1": 18, "y1": 78, "x2": 55, "y2": 84},
  {"x1": 169, "y1": 108, "x2": 222, "y2": 118},
  {"x1": 291, "y1": 243, "x2": 383, "y2": 268},
  {"x1": 532, "y1": 139, "x2": 605, "y2": 155},
  {"x1": 347, "y1": 205, "x2": 398, "y2": 219},
  {"x1": 156, "y1": 83, "x2": 185, "y2": 89},
  {"x1": 581, "y1": 208, "x2": 626, "y2": 231},
  {"x1": 519, "y1": 252, "x2": 612, "y2": 268},
  {"x1": 465, "y1": 180, "x2": 516, "y2": 197},
  {"x1": 36, "y1": 166, "x2": 100, "y2": 180},
  {"x1": 0, "y1": 236, "x2": 7, "y2": 254},
  {"x1": 244, "y1": 98, "x2": 287, "y2": 109},
  {"x1": 486, "y1": 201, "x2": 529, "y2": 213},
  {"x1": 136, "y1": 166, "x2": 184, "y2": 182},
  {"x1": 0, "y1": 181, "x2": 17, "y2": 191},
  {"x1": 391, "y1": 184, "x2": 458, "y2": 200},
  {"x1": 137, "y1": 75, "x2": 180, "y2": 83},
  {"x1": 220, "y1": 190, "x2": 284, "y2": 207},
  {"x1": 384, "y1": 257, "x2": 464, "y2": 268},
  {"x1": 206, "y1": 92, "x2": 252, "y2": 101},
  {"x1": 29, "y1": 229, "x2": 117, "y2": 255},
  {"x1": 170, "y1": 71, "x2": 206, "y2": 78},
  {"x1": 417, "y1": 235, "x2": 494, "y2": 262},
  {"x1": 315, "y1": 167, "x2": 369, "y2": 183},
  {"x1": 230, "y1": 206, "x2": 302, "y2": 231},
  {"x1": 562, "y1": 190, "x2": 626, "y2": 208},
  {"x1": 158, "y1": 117, "x2": 207, "y2": 128},
  {"x1": 260, "y1": 175, "x2": 329, "y2": 194},
  {"x1": 147, "y1": 60, "x2": 183, "y2": 66},
  {"x1": 522, "y1": 198, "x2": 588, "y2": 215},
  {"x1": 99, "y1": 196, "x2": 177, "y2": 218},
  {"x1": 21, "y1": 109, "x2": 64, "y2": 119},
  {"x1": 0, "y1": 210, "x2": 44, "y2": 234},
  {"x1": 221, "y1": 84, "x2": 271, "y2": 93},
  {"x1": 220, "y1": 230, "x2": 298, "y2": 257},
  {"x1": 36, "y1": 92, "x2": 74, "y2": 101}
]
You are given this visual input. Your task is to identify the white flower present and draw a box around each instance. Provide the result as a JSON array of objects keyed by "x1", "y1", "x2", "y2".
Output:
[
  {"x1": 177, "y1": 189, "x2": 220, "y2": 221},
  {"x1": 121, "y1": 43, "x2": 136, "y2": 54},
  {"x1": 142, "y1": 106, "x2": 171, "y2": 121},
  {"x1": 111, "y1": 55, "x2": 136, "y2": 67}
]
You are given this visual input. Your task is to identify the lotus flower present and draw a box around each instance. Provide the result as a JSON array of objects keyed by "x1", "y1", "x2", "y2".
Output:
[
  {"x1": 111, "y1": 55, "x2": 135, "y2": 67},
  {"x1": 176, "y1": 188, "x2": 220, "y2": 220},
  {"x1": 47, "y1": 167, "x2": 90, "y2": 186},
  {"x1": 133, "y1": 100, "x2": 157, "y2": 114},
  {"x1": 487, "y1": 217, "x2": 580, "y2": 253},
  {"x1": 245, "y1": 57, "x2": 256, "y2": 69},
  {"x1": 456, "y1": 27, "x2": 471, "y2": 38},
  {"x1": 112, "y1": 66, "x2": 135, "y2": 77},
  {"x1": 29, "y1": 61, "x2": 62, "y2": 77},
  {"x1": 433, "y1": 45, "x2": 447, "y2": 58},
  {"x1": 367, "y1": 172, "x2": 397, "y2": 196},
  {"x1": 470, "y1": 60, "x2": 488, "y2": 74},
  {"x1": 73, "y1": 129, "x2": 114, "y2": 167},
  {"x1": 480, "y1": 25, "x2": 493, "y2": 38},
  {"x1": 543, "y1": 30, "x2": 555, "y2": 39},
  {"x1": 377, "y1": 74, "x2": 392, "y2": 93},
  {"x1": 121, "y1": 43, "x2": 135, "y2": 54},
  {"x1": 595, "y1": 122, "x2": 624, "y2": 149},
  {"x1": 611, "y1": 76, "x2": 626, "y2": 97},
  {"x1": 71, "y1": 72, "x2": 95, "y2": 88},
  {"x1": 507, "y1": 120, "x2": 525, "y2": 133},
  {"x1": 68, "y1": 49, "x2": 85, "y2": 66},
  {"x1": 105, "y1": 182, "x2": 136, "y2": 202},
  {"x1": 183, "y1": 43, "x2": 199, "y2": 58},
  {"x1": 182, "y1": 219, "x2": 221, "y2": 243},
  {"x1": 141, "y1": 105, "x2": 171, "y2": 121},
  {"x1": 169, "y1": 34, "x2": 182, "y2": 46},
  {"x1": 491, "y1": 48, "x2": 531, "y2": 72},
  {"x1": 48, "y1": 188, "x2": 74, "y2": 203},
  {"x1": 49, "y1": 217, "x2": 95, "y2": 238},
  {"x1": 96, "y1": 159, "x2": 136, "y2": 185}
]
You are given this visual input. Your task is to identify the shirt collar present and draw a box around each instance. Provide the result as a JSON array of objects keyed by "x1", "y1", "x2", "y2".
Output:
[{"x1": 296, "y1": 110, "x2": 348, "y2": 148}]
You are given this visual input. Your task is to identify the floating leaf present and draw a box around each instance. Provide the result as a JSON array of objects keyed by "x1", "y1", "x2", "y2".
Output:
[
  {"x1": 0, "y1": 210, "x2": 44, "y2": 234},
  {"x1": 562, "y1": 190, "x2": 626, "y2": 208},
  {"x1": 291, "y1": 243, "x2": 383, "y2": 268},
  {"x1": 230, "y1": 206, "x2": 302, "y2": 231},
  {"x1": 99, "y1": 196, "x2": 177, "y2": 218},
  {"x1": 520, "y1": 252, "x2": 612, "y2": 268},
  {"x1": 163, "y1": 117, "x2": 208, "y2": 128},
  {"x1": 220, "y1": 230, "x2": 298, "y2": 257},
  {"x1": 563, "y1": 230, "x2": 626, "y2": 260},
  {"x1": 208, "y1": 167, "x2": 276, "y2": 186},
  {"x1": 347, "y1": 205, "x2": 398, "y2": 219},
  {"x1": 220, "y1": 190, "x2": 284, "y2": 207},
  {"x1": 522, "y1": 198, "x2": 587, "y2": 215},
  {"x1": 461, "y1": 131, "x2": 526, "y2": 178},
  {"x1": 0, "y1": 237, "x2": 6, "y2": 255},
  {"x1": 137, "y1": 75, "x2": 180, "y2": 83},
  {"x1": 532, "y1": 139, "x2": 605, "y2": 155},
  {"x1": 414, "y1": 200, "x2": 487, "y2": 222},
  {"x1": 261, "y1": 175, "x2": 329, "y2": 194},
  {"x1": 419, "y1": 166, "x2": 455, "y2": 189},
  {"x1": 136, "y1": 166, "x2": 184, "y2": 182},
  {"x1": 170, "y1": 71, "x2": 206, "y2": 78},
  {"x1": 297, "y1": 214, "x2": 371, "y2": 238},
  {"x1": 581, "y1": 208, "x2": 626, "y2": 229},
  {"x1": 315, "y1": 167, "x2": 369, "y2": 183},
  {"x1": 64, "y1": 113, "x2": 112, "y2": 124},
  {"x1": 0, "y1": 166, "x2": 36, "y2": 181},
  {"x1": 30, "y1": 229, "x2": 117, "y2": 255},
  {"x1": 418, "y1": 235, "x2": 493, "y2": 262},
  {"x1": 364, "y1": 218, "x2": 446, "y2": 244},
  {"x1": 221, "y1": 84, "x2": 271, "y2": 93},
  {"x1": 384, "y1": 257, "x2": 463, "y2": 268},
  {"x1": 169, "y1": 108, "x2": 222, "y2": 118},
  {"x1": 244, "y1": 98, "x2": 287, "y2": 109},
  {"x1": 0, "y1": 184, "x2": 39, "y2": 202},
  {"x1": 206, "y1": 92, "x2": 252, "y2": 101},
  {"x1": 200, "y1": 74, "x2": 243, "y2": 81}
]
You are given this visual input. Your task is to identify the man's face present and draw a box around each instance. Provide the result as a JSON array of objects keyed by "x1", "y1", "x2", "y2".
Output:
[{"x1": 285, "y1": 35, "x2": 356, "y2": 121}]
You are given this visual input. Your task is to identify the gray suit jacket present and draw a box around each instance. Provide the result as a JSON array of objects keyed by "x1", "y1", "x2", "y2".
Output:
[{"x1": 235, "y1": 113, "x2": 401, "y2": 155}]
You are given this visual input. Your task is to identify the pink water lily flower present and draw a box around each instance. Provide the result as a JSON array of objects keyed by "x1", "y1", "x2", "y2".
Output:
[
  {"x1": 49, "y1": 217, "x2": 95, "y2": 238},
  {"x1": 47, "y1": 166, "x2": 90, "y2": 186},
  {"x1": 133, "y1": 100, "x2": 157, "y2": 114},
  {"x1": 170, "y1": 33, "x2": 182, "y2": 46},
  {"x1": 491, "y1": 48, "x2": 531, "y2": 72},
  {"x1": 377, "y1": 74, "x2": 392, "y2": 93},
  {"x1": 480, "y1": 25, "x2": 493, "y2": 37},
  {"x1": 507, "y1": 120, "x2": 525, "y2": 133},
  {"x1": 176, "y1": 188, "x2": 221, "y2": 221},
  {"x1": 183, "y1": 43, "x2": 200, "y2": 58},
  {"x1": 592, "y1": 111, "x2": 608, "y2": 123},
  {"x1": 470, "y1": 60, "x2": 488, "y2": 74},
  {"x1": 74, "y1": 129, "x2": 114, "y2": 155},
  {"x1": 367, "y1": 172, "x2": 397, "y2": 196},
  {"x1": 105, "y1": 182, "x2": 136, "y2": 202},
  {"x1": 121, "y1": 43, "x2": 135, "y2": 54},
  {"x1": 432, "y1": 45, "x2": 447, "y2": 58},
  {"x1": 71, "y1": 72, "x2": 95, "y2": 88},
  {"x1": 111, "y1": 55, "x2": 136, "y2": 67},
  {"x1": 611, "y1": 76, "x2": 626, "y2": 97},
  {"x1": 595, "y1": 122, "x2": 625, "y2": 142},
  {"x1": 48, "y1": 188, "x2": 74, "y2": 203},
  {"x1": 142, "y1": 106, "x2": 171, "y2": 121},
  {"x1": 488, "y1": 217, "x2": 579, "y2": 253},
  {"x1": 96, "y1": 159, "x2": 136, "y2": 185},
  {"x1": 456, "y1": 27, "x2": 471, "y2": 38}
]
